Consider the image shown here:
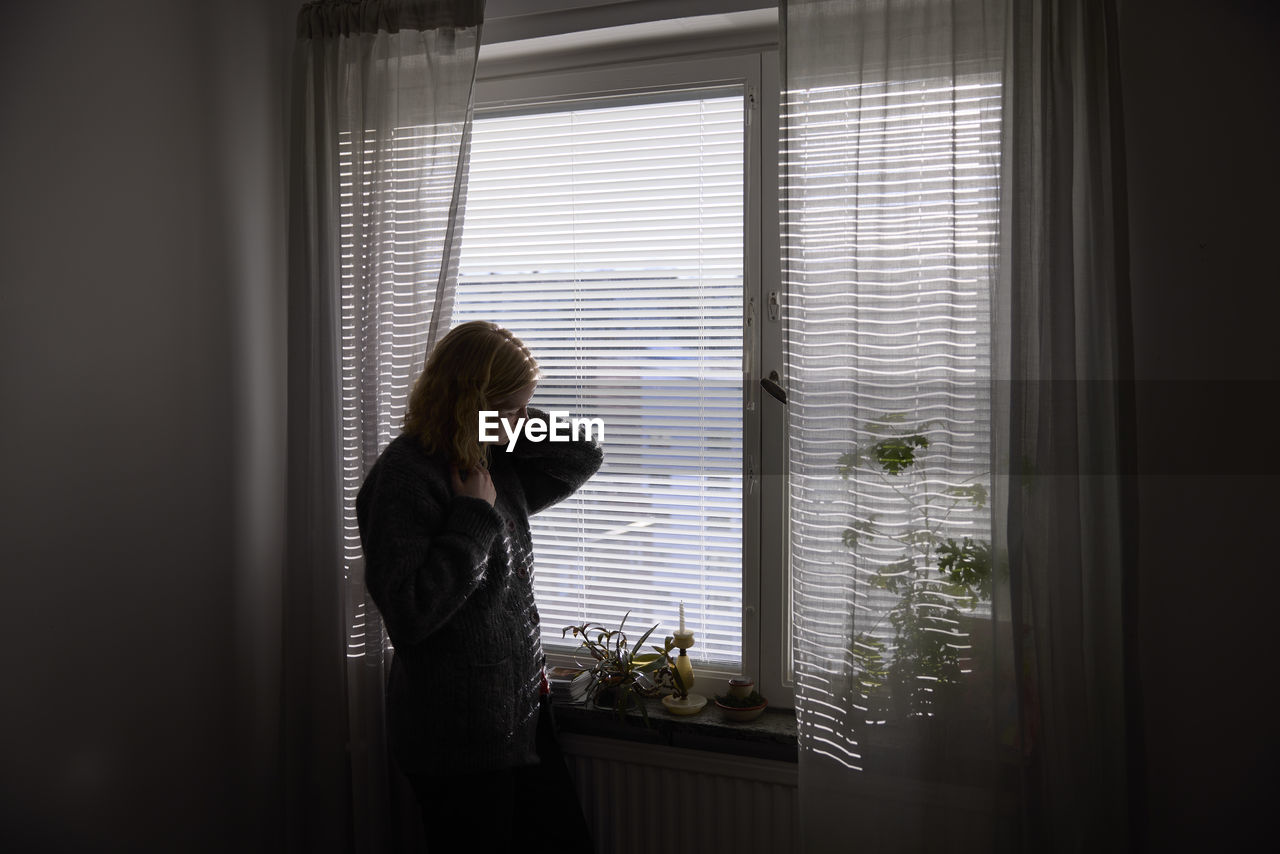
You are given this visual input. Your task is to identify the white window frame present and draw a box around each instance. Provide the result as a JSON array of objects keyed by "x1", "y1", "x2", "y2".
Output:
[{"x1": 474, "y1": 35, "x2": 792, "y2": 709}]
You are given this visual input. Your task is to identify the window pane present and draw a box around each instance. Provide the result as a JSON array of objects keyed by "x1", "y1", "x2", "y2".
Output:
[{"x1": 455, "y1": 89, "x2": 746, "y2": 665}]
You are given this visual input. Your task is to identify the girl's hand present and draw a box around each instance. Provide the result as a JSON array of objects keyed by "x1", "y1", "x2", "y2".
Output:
[{"x1": 451, "y1": 465, "x2": 496, "y2": 506}]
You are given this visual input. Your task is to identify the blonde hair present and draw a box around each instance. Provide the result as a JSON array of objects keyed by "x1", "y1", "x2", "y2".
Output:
[{"x1": 403, "y1": 320, "x2": 540, "y2": 470}]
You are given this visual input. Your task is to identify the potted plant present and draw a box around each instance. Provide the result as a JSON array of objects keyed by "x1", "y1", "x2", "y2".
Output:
[
  {"x1": 713, "y1": 678, "x2": 769, "y2": 722},
  {"x1": 562, "y1": 611, "x2": 682, "y2": 724},
  {"x1": 837, "y1": 413, "x2": 995, "y2": 726}
]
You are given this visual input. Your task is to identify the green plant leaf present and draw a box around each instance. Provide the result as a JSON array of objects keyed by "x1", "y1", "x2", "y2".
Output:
[
  {"x1": 871, "y1": 435, "x2": 929, "y2": 474},
  {"x1": 873, "y1": 557, "x2": 914, "y2": 595},
  {"x1": 841, "y1": 519, "x2": 874, "y2": 549},
  {"x1": 671, "y1": 663, "x2": 687, "y2": 694},
  {"x1": 937, "y1": 537, "x2": 993, "y2": 598},
  {"x1": 907, "y1": 529, "x2": 939, "y2": 547},
  {"x1": 631, "y1": 623, "x2": 658, "y2": 657},
  {"x1": 944, "y1": 484, "x2": 988, "y2": 508},
  {"x1": 837, "y1": 449, "x2": 865, "y2": 477}
]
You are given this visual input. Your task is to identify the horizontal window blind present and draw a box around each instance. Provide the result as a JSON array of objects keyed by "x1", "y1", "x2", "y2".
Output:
[
  {"x1": 338, "y1": 123, "x2": 471, "y2": 659},
  {"x1": 454, "y1": 89, "x2": 746, "y2": 665},
  {"x1": 782, "y1": 76, "x2": 1001, "y2": 733}
]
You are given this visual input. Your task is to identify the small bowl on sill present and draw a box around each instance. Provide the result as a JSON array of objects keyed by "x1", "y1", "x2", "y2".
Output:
[{"x1": 714, "y1": 696, "x2": 768, "y2": 722}]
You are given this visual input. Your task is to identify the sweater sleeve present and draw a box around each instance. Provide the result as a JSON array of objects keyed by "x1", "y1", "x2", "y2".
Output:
[
  {"x1": 502, "y1": 405, "x2": 604, "y2": 515},
  {"x1": 356, "y1": 463, "x2": 504, "y2": 649}
]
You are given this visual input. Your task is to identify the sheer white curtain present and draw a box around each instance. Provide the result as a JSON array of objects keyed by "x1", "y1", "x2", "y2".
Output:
[
  {"x1": 997, "y1": 0, "x2": 1137, "y2": 848},
  {"x1": 285, "y1": 2, "x2": 483, "y2": 852},
  {"x1": 783, "y1": 0, "x2": 1136, "y2": 851}
]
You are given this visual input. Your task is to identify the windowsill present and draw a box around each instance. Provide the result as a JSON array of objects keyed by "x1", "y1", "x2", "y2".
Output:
[
  {"x1": 550, "y1": 695, "x2": 797, "y2": 764},
  {"x1": 550, "y1": 695, "x2": 1023, "y2": 789}
]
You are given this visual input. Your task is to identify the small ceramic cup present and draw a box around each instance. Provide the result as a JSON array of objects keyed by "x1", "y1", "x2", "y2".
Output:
[{"x1": 728, "y1": 678, "x2": 754, "y2": 700}]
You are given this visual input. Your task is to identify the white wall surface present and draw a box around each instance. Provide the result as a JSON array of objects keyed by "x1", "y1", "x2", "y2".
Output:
[
  {"x1": 0, "y1": 1, "x2": 291, "y2": 850},
  {"x1": 1118, "y1": 0, "x2": 1279, "y2": 848}
]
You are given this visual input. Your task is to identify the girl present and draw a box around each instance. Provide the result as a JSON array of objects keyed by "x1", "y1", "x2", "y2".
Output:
[{"x1": 356, "y1": 320, "x2": 600, "y2": 851}]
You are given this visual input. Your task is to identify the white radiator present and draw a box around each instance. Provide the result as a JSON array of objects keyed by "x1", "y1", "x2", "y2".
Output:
[{"x1": 559, "y1": 734, "x2": 799, "y2": 854}]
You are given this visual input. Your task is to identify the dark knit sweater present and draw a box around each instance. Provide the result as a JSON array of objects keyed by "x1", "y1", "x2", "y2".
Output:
[{"x1": 355, "y1": 407, "x2": 603, "y2": 776}]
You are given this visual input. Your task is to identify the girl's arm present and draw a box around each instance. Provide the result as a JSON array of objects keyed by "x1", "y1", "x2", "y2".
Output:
[
  {"x1": 504, "y1": 406, "x2": 604, "y2": 515},
  {"x1": 357, "y1": 466, "x2": 502, "y2": 649}
]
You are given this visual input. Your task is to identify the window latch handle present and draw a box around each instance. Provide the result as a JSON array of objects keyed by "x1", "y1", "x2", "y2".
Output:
[{"x1": 762, "y1": 371, "x2": 787, "y2": 405}]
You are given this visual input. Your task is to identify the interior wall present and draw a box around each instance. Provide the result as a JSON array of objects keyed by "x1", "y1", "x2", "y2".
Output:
[
  {"x1": 1117, "y1": 0, "x2": 1279, "y2": 848},
  {"x1": 0, "y1": 1, "x2": 291, "y2": 850}
]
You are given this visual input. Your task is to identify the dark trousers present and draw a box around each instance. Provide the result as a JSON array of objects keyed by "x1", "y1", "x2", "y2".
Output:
[{"x1": 405, "y1": 695, "x2": 594, "y2": 853}]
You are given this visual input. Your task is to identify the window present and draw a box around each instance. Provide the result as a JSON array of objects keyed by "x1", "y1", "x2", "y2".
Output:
[
  {"x1": 338, "y1": 16, "x2": 998, "y2": 717},
  {"x1": 459, "y1": 54, "x2": 774, "y2": 697}
]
